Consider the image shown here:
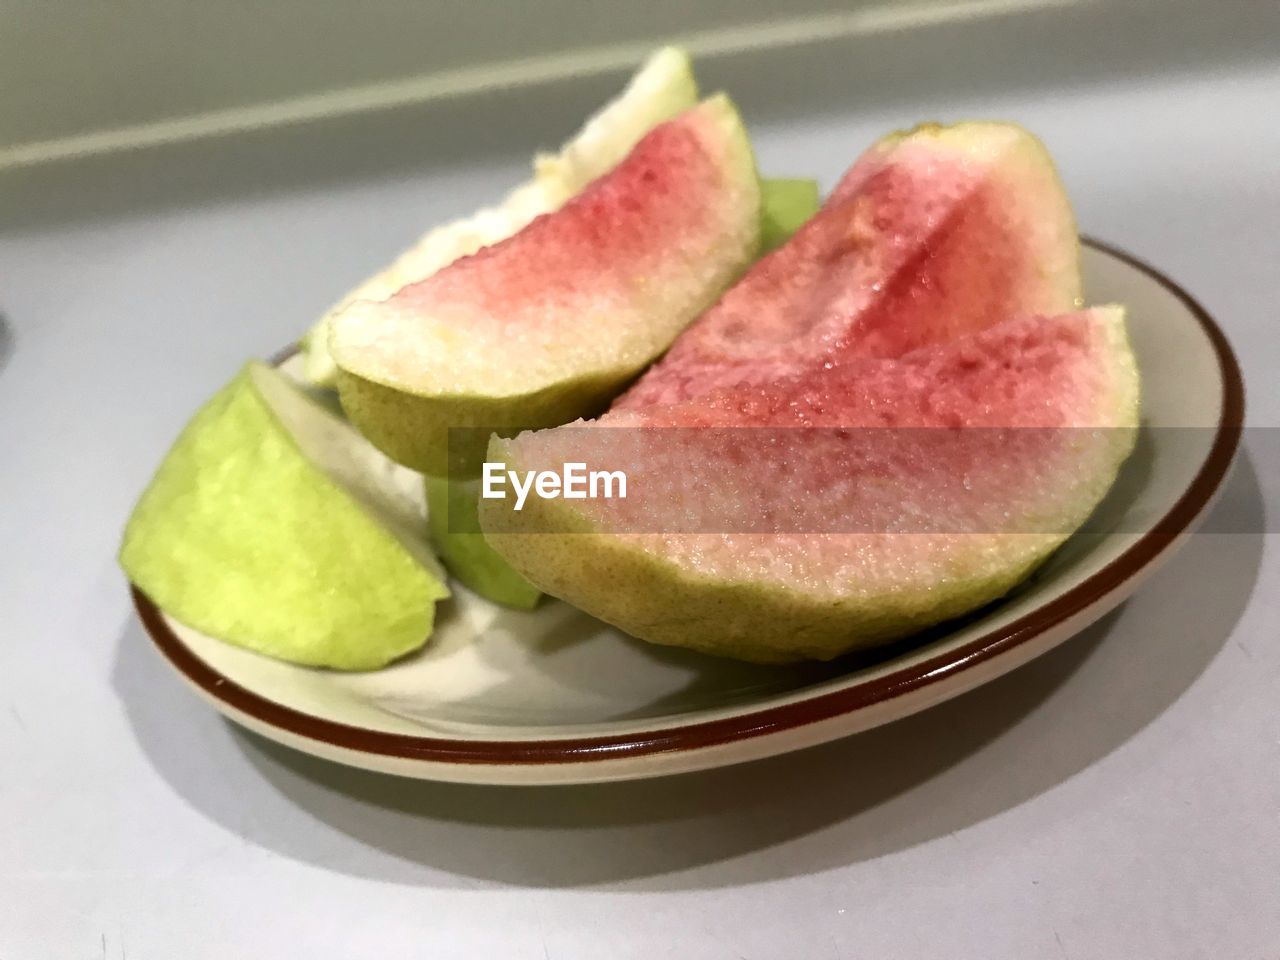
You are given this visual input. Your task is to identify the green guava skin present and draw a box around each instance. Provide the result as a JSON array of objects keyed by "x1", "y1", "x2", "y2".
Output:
[
  {"x1": 760, "y1": 178, "x2": 820, "y2": 251},
  {"x1": 425, "y1": 475, "x2": 542, "y2": 610}
]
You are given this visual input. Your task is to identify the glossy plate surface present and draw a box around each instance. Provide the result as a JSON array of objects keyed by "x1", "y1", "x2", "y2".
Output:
[{"x1": 132, "y1": 240, "x2": 1244, "y2": 784}]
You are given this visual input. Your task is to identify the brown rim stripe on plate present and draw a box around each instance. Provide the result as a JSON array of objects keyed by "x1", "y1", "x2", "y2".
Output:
[{"x1": 131, "y1": 238, "x2": 1246, "y2": 766}]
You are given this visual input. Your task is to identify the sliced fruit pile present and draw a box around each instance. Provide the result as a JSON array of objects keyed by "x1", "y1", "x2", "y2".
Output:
[
  {"x1": 120, "y1": 47, "x2": 1137, "y2": 670},
  {"x1": 120, "y1": 47, "x2": 819, "y2": 667},
  {"x1": 480, "y1": 123, "x2": 1138, "y2": 663}
]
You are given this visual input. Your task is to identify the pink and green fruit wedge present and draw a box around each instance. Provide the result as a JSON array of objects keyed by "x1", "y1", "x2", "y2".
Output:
[
  {"x1": 330, "y1": 94, "x2": 761, "y2": 477},
  {"x1": 482, "y1": 122, "x2": 1137, "y2": 663}
]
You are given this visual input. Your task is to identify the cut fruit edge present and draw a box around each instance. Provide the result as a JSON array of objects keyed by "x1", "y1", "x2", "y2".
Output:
[
  {"x1": 330, "y1": 94, "x2": 760, "y2": 399},
  {"x1": 301, "y1": 46, "x2": 699, "y2": 386},
  {"x1": 327, "y1": 94, "x2": 761, "y2": 476},
  {"x1": 479, "y1": 306, "x2": 1139, "y2": 663},
  {"x1": 618, "y1": 120, "x2": 1083, "y2": 411}
]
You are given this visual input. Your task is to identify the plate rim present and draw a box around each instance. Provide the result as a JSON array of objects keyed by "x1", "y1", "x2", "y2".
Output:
[{"x1": 129, "y1": 237, "x2": 1246, "y2": 768}]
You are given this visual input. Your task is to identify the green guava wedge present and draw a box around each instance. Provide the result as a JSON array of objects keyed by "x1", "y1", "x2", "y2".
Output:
[
  {"x1": 330, "y1": 94, "x2": 761, "y2": 477},
  {"x1": 300, "y1": 46, "x2": 699, "y2": 387},
  {"x1": 760, "y1": 178, "x2": 820, "y2": 251},
  {"x1": 120, "y1": 362, "x2": 449, "y2": 670},
  {"x1": 424, "y1": 475, "x2": 541, "y2": 609}
]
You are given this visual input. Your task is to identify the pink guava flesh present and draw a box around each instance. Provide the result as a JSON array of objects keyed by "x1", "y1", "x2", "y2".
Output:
[
  {"x1": 415, "y1": 118, "x2": 722, "y2": 317},
  {"x1": 502, "y1": 308, "x2": 1132, "y2": 553},
  {"x1": 618, "y1": 123, "x2": 1080, "y2": 410},
  {"x1": 484, "y1": 303, "x2": 1136, "y2": 664},
  {"x1": 334, "y1": 101, "x2": 756, "y2": 392}
]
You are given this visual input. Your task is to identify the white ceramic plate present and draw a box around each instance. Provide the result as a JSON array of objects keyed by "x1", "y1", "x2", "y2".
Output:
[{"x1": 131, "y1": 240, "x2": 1243, "y2": 785}]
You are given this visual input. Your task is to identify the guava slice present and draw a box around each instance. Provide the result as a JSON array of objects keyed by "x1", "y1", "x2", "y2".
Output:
[
  {"x1": 300, "y1": 47, "x2": 698, "y2": 387},
  {"x1": 425, "y1": 475, "x2": 541, "y2": 609},
  {"x1": 423, "y1": 173, "x2": 815, "y2": 608},
  {"x1": 481, "y1": 307, "x2": 1138, "y2": 662},
  {"x1": 120, "y1": 362, "x2": 449, "y2": 670},
  {"x1": 331, "y1": 94, "x2": 761, "y2": 476},
  {"x1": 409, "y1": 170, "x2": 809, "y2": 607},
  {"x1": 617, "y1": 121, "x2": 1082, "y2": 410},
  {"x1": 759, "y1": 177, "x2": 820, "y2": 251}
]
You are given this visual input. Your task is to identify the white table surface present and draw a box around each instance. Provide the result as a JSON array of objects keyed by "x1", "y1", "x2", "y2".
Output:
[{"x1": 2, "y1": 48, "x2": 1278, "y2": 960}]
